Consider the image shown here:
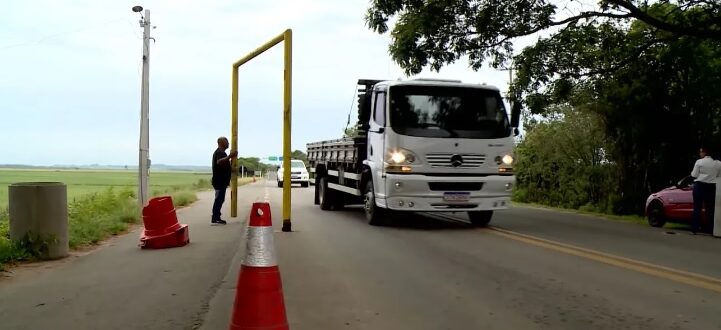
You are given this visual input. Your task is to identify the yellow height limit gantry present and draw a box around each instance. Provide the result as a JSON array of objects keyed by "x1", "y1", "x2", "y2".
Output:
[{"x1": 230, "y1": 29, "x2": 293, "y2": 232}]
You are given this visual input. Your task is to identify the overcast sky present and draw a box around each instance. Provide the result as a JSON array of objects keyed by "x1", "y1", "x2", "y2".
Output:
[{"x1": 0, "y1": 0, "x2": 514, "y2": 166}]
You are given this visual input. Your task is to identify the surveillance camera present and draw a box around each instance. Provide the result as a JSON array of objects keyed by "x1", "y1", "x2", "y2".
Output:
[{"x1": 132, "y1": 6, "x2": 143, "y2": 13}]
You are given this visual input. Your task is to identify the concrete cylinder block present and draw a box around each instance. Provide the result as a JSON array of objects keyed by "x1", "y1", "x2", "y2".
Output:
[{"x1": 9, "y1": 182, "x2": 69, "y2": 259}]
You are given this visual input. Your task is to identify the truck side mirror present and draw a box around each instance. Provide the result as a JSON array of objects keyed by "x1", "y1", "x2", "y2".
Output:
[{"x1": 510, "y1": 102, "x2": 522, "y2": 128}]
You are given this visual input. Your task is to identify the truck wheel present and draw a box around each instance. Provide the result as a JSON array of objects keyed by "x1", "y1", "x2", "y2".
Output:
[
  {"x1": 277, "y1": 180, "x2": 282, "y2": 188},
  {"x1": 319, "y1": 177, "x2": 334, "y2": 211},
  {"x1": 314, "y1": 177, "x2": 320, "y2": 205},
  {"x1": 468, "y1": 211, "x2": 493, "y2": 227},
  {"x1": 333, "y1": 193, "x2": 345, "y2": 210},
  {"x1": 364, "y1": 180, "x2": 386, "y2": 226}
]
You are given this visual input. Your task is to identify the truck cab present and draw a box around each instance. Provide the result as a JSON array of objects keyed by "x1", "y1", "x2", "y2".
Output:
[{"x1": 308, "y1": 78, "x2": 520, "y2": 226}]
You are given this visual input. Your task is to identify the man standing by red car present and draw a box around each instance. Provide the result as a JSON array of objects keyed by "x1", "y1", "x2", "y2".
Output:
[{"x1": 690, "y1": 145, "x2": 721, "y2": 234}]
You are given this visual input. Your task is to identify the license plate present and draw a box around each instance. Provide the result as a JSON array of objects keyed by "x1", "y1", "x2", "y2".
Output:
[{"x1": 443, "y1": 192, "x2": 470, "y2": 202}]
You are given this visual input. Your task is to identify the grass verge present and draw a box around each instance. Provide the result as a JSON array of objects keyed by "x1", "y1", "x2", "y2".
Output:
[
  {"x1": 512, "y1": 201, "x2": 649, "y2": 225},
  {"x1": 513, "y1": 201, "x2": 694, "y2": 232},
  {"x1": 0, "y1": 178, "x2": 254, "y2": 270}
]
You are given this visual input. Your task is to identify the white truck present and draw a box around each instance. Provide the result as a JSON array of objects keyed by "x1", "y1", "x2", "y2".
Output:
[{"x1": 307, "y1": 78, "x2": 520, "y2": 226}]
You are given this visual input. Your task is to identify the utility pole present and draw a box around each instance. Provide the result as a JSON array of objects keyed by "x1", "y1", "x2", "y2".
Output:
[
  {"x1": 499, "y1": 60, "x2": 514, "y2": 105},
  {"x1": 509, "y1": 65, "x2": 515, "y2": 111},
  {"x1": 134, "y1": 6, "x2": 152, "y2": 208}
]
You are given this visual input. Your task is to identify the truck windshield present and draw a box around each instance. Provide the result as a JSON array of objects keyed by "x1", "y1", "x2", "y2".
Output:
[
  {"x1": 388, "y1": 85, "x2": 510, "y2": 139},
  {"x1": 291, "y1": 161, "x2": 305, "y2": 168}
]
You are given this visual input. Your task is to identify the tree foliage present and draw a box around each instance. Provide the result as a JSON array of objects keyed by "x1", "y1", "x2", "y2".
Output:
[
  {"x1": 291, "y1": 150, "x2": 308, "y2": 164},
  {"x1": 520, "y1": 28, "x2": 721, "y2": 213},
  {"x1": 580, "y1": 27, "x2": 721, "y2": 212},
  {"x1": 515, "y1": 105, "x2": 617, "y2": 211},
  {"x1": 366, "y1": 0, "x2": 721, "y2": 76},
  {"x1": 237, "y1": 157, "x2": 269, "y2": 174},
  {"x1": 344, "y1": 125, "x2": 360, "y2": 138}
]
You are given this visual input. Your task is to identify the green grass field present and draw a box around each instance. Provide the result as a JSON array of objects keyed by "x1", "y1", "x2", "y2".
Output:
[
  {"x1": 0, "y1": 169, "x2": 212, "y2": 209},
  {"x1": 0, "y1": 168, "x2": 254, "y2": 269}
]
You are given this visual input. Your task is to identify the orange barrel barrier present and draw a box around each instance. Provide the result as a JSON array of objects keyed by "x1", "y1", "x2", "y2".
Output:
[{"x1": 139, "y1": 196, "x2": 190, "y2": 249}]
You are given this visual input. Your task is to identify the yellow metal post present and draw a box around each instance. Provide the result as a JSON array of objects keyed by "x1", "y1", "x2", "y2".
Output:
[
  {"x1": 229, "y1": 30, "x2": 293, "y2": 230},
  {"x1": 230, "y1": 67, "x2": 239, "y2": 217},
  {"x1": 281, "y1": 29, "x2": 293, "y2": 232},
  {"x1": 232, "y1": 34, "x2": 285, "y2": 68}
]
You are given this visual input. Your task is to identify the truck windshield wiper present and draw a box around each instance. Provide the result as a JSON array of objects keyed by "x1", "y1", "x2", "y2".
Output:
[{"x1": 416, "y1": 123, "x2": 458, "y2": 137}]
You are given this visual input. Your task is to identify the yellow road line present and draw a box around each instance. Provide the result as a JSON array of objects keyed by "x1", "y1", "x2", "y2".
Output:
[{"x1": 488, "y1": 227, "x2": 721, "y2": 294}]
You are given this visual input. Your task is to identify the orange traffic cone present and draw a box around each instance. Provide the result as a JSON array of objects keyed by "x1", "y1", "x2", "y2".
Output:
[{"x1": 229, "y1": 202, "x2": 288, "y2": 330}]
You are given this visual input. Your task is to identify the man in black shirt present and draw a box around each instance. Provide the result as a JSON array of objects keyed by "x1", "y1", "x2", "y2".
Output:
[{"x1": 211, "y1": 136, "x2": 237, "y2": 224}]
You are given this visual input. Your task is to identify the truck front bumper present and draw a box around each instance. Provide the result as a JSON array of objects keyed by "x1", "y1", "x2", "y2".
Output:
[{"x1": 379, "y1": 174, "x2": 514, "y2": 212}]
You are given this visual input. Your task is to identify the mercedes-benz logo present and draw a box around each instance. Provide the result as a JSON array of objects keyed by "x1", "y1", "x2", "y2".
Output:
[{"x1": 450, "y1": 154, "x2": 463, "y2": 167}]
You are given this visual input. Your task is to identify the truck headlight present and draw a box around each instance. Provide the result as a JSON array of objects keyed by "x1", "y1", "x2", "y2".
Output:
[
  {"x1": 502, "y1": 154, "x2": 513, "y2": 165},
  {"x1": 390, "y1": 152, "x2": 406, "y2": 163},
  {"x1": 386, "y1": 149, "x2": 417, "y2": 164}
]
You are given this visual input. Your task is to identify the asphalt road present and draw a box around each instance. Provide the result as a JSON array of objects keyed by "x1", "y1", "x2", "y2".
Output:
[
  {"x1": 0, "y1": 182, "x2": 267, "y2": 330},
  {"x1": 263, "y1": 179, "x2": 721, "y2": 330},
  {"x1": 2, "y1": 179, "x2": 721, "y2": 329}
]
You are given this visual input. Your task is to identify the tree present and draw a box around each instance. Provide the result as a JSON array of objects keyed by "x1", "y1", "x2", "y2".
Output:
[
  {"x1": 237, "y1": 157, "x2": 270, "y2": 174},
  {"x1": 366, "y1": 0, "x2": 721, "y2": 76},
  {"x1": 518, "y1": 23, "x2": 721, "y2": 213},
  {"x1": 291, "y1": 150, "x2": 308, "y2": 164},
  {"x1": 344, "y1": 125, "x2": 359, "y2": 138},
  {"x1": 514, "y1": 104, "x2": 616, "y2": 211},
  {"x1": 577, "y1": 27, "x2": 721, "y2": 213}
]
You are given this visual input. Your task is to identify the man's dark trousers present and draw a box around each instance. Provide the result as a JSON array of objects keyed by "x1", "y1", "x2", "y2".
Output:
[
  {"x1": 692, "y1": 182, "x2": 716, "y2": 233},
  {"x1": 212, "y1": 187, "x2": 227, "y2": 220}
]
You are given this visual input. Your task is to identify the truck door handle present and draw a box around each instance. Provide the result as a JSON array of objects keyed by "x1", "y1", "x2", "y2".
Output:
[{"x1": 370, "y1": 146, "x2": 373, "y2": 156}]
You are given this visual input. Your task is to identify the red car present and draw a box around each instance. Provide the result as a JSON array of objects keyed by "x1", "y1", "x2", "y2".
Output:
[{"x1": 645, "y1": 176, "x2": 710, "y2": 228}]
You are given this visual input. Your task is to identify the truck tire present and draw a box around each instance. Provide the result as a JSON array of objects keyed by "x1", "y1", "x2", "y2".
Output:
[
  {"x1": 314, "y1": 176, "x2": 321, "y2": 205},
  {"x1": 468, "y1": 211, "x2": 493, "y2": 227},
  {"x1": 333, "y1": 193, "x2": 345, "y2": 210},
  {"x1": 364, "y1": 180, "x2": 387, "y2": 226},
  {"x1": 277, "y1": 180, "x2": 282, "y2": 188},
  {"x1": 319, "y1": 177, "x2": 334, "y2": 211}
]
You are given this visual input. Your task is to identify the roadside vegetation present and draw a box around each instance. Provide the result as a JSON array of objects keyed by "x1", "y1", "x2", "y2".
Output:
[
  {"x1": 511, "y1": 22, "x2": 721, "y2": 217},
  {"x1": 0, "y1": 170, "x2": 253, "y2": 270},
  {"x1": 366, "y1": 1, "x2": 721, "y2": 220},
  {"x1": 0, "y1": 169, "x2": 211, "y2": 209}
]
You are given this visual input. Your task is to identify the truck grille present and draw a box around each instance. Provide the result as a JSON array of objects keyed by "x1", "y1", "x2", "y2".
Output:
[
  {"x1": 291, "y1": 172, "x2": 301, "y2": 175},
  {"x1": 428, "y1": 182, "x2": 484, "y2": 191},
  {"x1": 425, "y1": 153, "x2": 486, "y2": 168}
]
